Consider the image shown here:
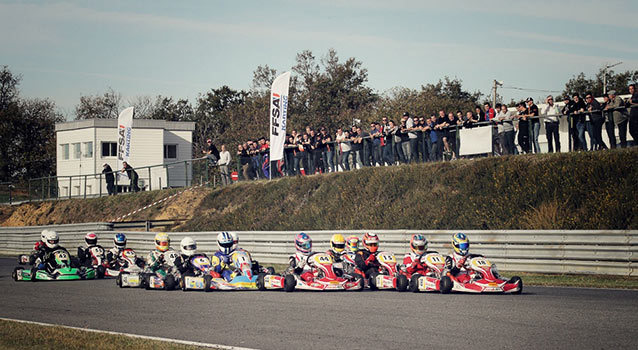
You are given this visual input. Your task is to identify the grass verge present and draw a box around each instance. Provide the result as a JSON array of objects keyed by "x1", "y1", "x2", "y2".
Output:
[
  {"x1": 0, "y1": 319, "x2": 215, "y2": 350},
  {"x1": 502, "y1": 271, "x2": 638, "y2": 289}
]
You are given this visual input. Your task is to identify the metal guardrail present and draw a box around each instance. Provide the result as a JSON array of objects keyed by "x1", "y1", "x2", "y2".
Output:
[{"x1": 0, "y1": 227, "x2": 635, "y2": 276}]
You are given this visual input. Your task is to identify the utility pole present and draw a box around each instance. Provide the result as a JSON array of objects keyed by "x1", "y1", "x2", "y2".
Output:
[
  {"x1": 493, "y1": 80, "x2": 503, "y2": 107},
  {"x1": 603, "y1": 61, "x2": 622, "y2": 94}
]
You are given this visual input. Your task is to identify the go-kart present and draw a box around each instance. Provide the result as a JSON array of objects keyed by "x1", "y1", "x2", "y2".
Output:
[
  {"x1": 268, "y1": 253, "x2": 363, "y2": 292},
  {"x1": 81, "y1": 245, "x2": 110, "y2": 278},
  {"x1": 143, "y1": 251, "x2": 181, "y2": 290},
  {"x1": 405, "y1": 252, "x2": 453, "y2": 293},
  {"x1": 115, "y1": 249, "x2": 145, "y2": 288},
  {"x1": 447, "y1": 256, "x2": 522, "y2": 294},
  {"x1": 179, "y1": 255, "x2": 215, "y2": 292},
  {"x1": 209, "y1": 250, "x2": 270, "y2": 291},
  {"x1": 368, "y1": 251, "x2": 408, "y2": 291},
  {"x1": 13, "y1": 249, "x2": 96, "y2": 281}
]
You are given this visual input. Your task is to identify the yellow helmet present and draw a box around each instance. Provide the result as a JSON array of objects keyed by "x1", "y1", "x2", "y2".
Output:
[
  {"x1": 155, "y1": 232, "x2": 170, "y2": 252},
  {"x1": 346, "y1": 236, "x2": 360, "y2": 252},
  {"x1": 452, "y1": 233, "x2": 469, "y2": 256},
  {"x1": 330, "y1": 234, "x2": 346, "y2": 253}
]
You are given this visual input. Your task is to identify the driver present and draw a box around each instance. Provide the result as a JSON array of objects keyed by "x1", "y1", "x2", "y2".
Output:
[
  {"x1": 288, "y1": 232, "x2": 314, "y2": 282},
  {"x1": 211, "y1": 231, "x2": 237, "y2": 281},
  {"x1": 445, "y1": 233, "x2": 483, "y2": 276},
  {"x1": 28, "y1": 230, "x2": 49, "y2": 265},
  {"x1": 326, "y1": 234, "x2": 347, "y2": 276},
  {"x1": 175, "y1": 237, "x2": 214, "y2": 277},
  {"x1": 77, "y1": 232, "x2": 105, "y2": 267},
  {"x1": 31, "y1": 230, "x2": 72, "y2": 276},
  {"x1": 145, "y1": 232, "x2": 177, "y2": 273},
  {"x1": 354, "y1": 232, "x2": 380, "y2": 278},
  {"x1": 106, "y1": 233, "x2": 127, "y2": 265},
  {"x1": 402, "y1": 234, "x2": 430, "y2": 276}
]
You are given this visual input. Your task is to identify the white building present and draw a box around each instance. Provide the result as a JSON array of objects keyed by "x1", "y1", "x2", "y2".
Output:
[{"x1": 55, "y1": 119, "x2": 195, "y2": 197}]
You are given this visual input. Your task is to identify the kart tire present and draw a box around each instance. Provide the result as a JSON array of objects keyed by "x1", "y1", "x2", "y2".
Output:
[
  {"x1": 181, "y1": 276, "x2": 187, "y2": 291},
  {"x1": 116, "y1": 274, "x2": 122, "y2": 287},
  {"x1": 409, "y1": 274, "x2": 422, "y2": 293},
  {"x1": 368, "y1": 271, "x2": 379, "y2": 291},
  {"x1": 97, "y1": 266, "x2": 106, "y2": 279},
  {"x1": 12, "y1": 267, "x2": 23, "y2": 281},
  {"x1": 509, "y1": 276, "x2": 523, "y2": 295},
  {"x1": 439, "y1": 275, "x2": 453, "y2": 294},
  {"x1": 352, "y1": 273, "x2": 364, "y2": 291},
  {"x1": 165, "y1": 275, "x2": 176, "y2": 290},
  {"x1": 204, "y1": 275, "x2": 212, "y2": 292},
  {"x1": 266, "y1": 267, "x2": 276, "y2": 275},
  {"x1": 145, "y1": 275, "x2": 152, "y2": 290},
  {"x1": 257, "y1": 273, "x2": 267, "y2": 291},
  {"x1": 396, "y1": 274, "x2": 408, "y2": 292},
  {"x1": 284, "y1": 274, "x2": 296, "y2": 293}
]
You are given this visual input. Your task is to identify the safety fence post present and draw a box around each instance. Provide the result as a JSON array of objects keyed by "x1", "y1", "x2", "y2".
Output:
[
  {"x1": 83, "y1": 175, "x2": 87, "y2": 199},
  {"x1": 148, "y1": 167, "x2": 152, "y2": 191},
  {"x1": 184, "y1": 161, "x2": 188, "y2": 187}
]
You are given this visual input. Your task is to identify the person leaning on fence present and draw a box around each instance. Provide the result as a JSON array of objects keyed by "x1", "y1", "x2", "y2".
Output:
[
  {"x1": 628, "y1": 84, "x2": 638, "y2": 144},
  {"x1": 121, "y1": 161, "x2": 140, "y2": 192},
  {"x1": 525, "y1": 98, "x2": 541, "y2": 153},
  {"x1": 218, "y1": 145, "x2": 231, "y2": 186},
  {"x1": 102, "y1": 163, "x2": 116, "y2": 195},
  {"x1": 516, "y1": 102, "x2": 531, "y2": 153},
  {"x1": 495, "y1": 104, "x2": 515, "y2": 155},
  {"x1": 203, "y1": 139, "x2": 220, "y2": 166},
  {"x1": 605, "y1": 90, "x2": 628, "y2": 148},
  {"x1": 542, "y1": 95, "x2": 561, "y2": 153},
  {"x1": 601, "y1": 94, "x2": 616, "y2": 149},
  {"x1": 585, "y1": 92, "x2": 605, "y2": 150},
  {"x1": 571, "y1": 94, "x2": 589, "y2": 151}
]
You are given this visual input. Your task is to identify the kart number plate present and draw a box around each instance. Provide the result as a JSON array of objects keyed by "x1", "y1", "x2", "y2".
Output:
[
  {"x1": 376, "y1": 275, "x2": 394, "y2": 288},
  {"x1": 265, "y1": 275, "x2": 283, "y2": 289},
  {"x1": 426, "y1": 254, "x2": 445, "y2": 265},
  {"x1": 377, "y1": 253, "x2": 396, "y2": 263},
  {"x1": 186, "y1": 276, "x2": 205, "y2": 289}
]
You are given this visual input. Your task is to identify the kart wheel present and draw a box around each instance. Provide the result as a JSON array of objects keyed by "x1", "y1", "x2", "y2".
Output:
[
  {"x1": 12, "y1": 267, "x2": 23, "y2": 281},
  {"x1": 165, "y1": 275, "x2": 176, "y2": 290},
  {"x1": 145, "y1": 275, "x2": 152, "y2": 290},
  {"x1": 257, "y1": 273, "x2": 267, "y2": 291},
  {"x1": 116, "y1": 274, "x2": 122, "y2": 287},
  {"x1": 396, "y1": 274, "x2": 408, "y2": 292},
  {"x1": 439, "y1": 276, "x2": 453, "y2": 294},
  {"x1": 409, "y1": 274, "x2": 422, "y2": 293},
  {"x1": 204, "y1": 275, "x2": 212, "y2": 292},
  {"x1": 266, "y1": 267, "x2": 276, "y2": 275},
  {"x1": 181, "y1": 276, "x2": 187, "y2": 291},
  {"x1": 352, "y1": 273, "x2": 364, "y2": 291},
  {"x1": 97, "y1": 266, "x2": 106, "y2": 279},
  {"x1": 284, "y1": 274, "x2": 296, "y2": 293},
  {"x1": 368, "y1": 271, "x2": 379, "y2": 291},
  {"x1": 510, "y1": 276, "x2": 523, "y2": 294}
]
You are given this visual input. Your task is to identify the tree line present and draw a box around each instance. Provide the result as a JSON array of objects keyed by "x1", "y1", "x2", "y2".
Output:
[{"x1": 1, "y1": 50, "x2": 636, "y2": 182}]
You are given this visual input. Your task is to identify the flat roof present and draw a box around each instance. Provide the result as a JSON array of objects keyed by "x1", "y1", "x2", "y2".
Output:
[{"x1": 55, "y1": 118, "x2": 196, "y2": 132}]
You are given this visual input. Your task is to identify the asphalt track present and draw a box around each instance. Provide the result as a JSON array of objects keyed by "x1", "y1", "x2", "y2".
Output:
[{"x1": 1, "y1": 258, "x2": 637, "y2": 350}]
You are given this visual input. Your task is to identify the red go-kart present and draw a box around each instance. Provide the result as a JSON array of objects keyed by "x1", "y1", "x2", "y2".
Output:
[
  {"x1": 368, "y1": 251, "x2": 408, "y2": 292},
  {"x1": 405, "y1": 252, "x2": 453, "y2": 293},
  {"x1": 447, "y1": 256, "x2": 522, "y2": 294}
]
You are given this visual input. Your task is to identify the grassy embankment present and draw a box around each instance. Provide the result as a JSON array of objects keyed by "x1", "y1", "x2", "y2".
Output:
[{"x1": 0, "y1": 319, "x2": 213, "y2": 350}]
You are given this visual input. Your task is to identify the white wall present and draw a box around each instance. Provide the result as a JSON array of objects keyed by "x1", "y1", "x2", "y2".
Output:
[{"x1": 164, "y1": 130, "x2": 193, "y2": 187}]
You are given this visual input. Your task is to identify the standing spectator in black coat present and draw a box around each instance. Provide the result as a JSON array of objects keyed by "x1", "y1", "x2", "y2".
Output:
[
  {"x1": 628, "y1": 84, "x2": 638, "y2": 144},
  {"x1": 121, "y1": 161, "x2": 140, "y2": 192},
  {"x1": 102, "y1": 163, "x2": 116, "y2": 195},
  {"x1": 586, "y1": 93, "x2": 605, "y2": 150}
]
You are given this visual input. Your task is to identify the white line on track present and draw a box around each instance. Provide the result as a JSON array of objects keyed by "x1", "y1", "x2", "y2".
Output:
[{"x1": 0, "y1": 317, "x2": 258, "y2": 350}]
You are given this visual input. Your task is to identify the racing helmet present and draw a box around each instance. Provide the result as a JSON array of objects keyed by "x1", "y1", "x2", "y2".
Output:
[
  {"x1": 154, "y1": 232, "x2": 170, "y2": 252},
  {"x1": 180, "y1": 237, "x2": 197, "y2": 256},
  {"x1": 114, "y1": 233, "x2": 127, "y2": 249},
  {"x1": 346, "y1": 236, "x2": 360, "y2": 252},
  {"x1": 410, "y1": 234, "x2": 428, "y2": 254},
  {"x1": 330, "y1": 234, "x2": 346, "y2": 253},
  {"x1": 362, "y1": 232, "x2": 379, "y2": 253},
  {"x1": 295, "y1": 232, "x2": 312, "y2": 255},
  {"x1": 452, "y1": 233, "x2": 469, "y2": 256},
  {"x1": 85, "y1": 232, "x2": 98, "y2": 246},
  {"x1": 44, "y1": 230, "x2": 59, "y2": 249},
  {"x1": 41, "y1": 229, "x2": 50, "y2": 242},
  {"x1": 230, "y1": 232, "x2": 239, "y2": 251},
  {"x1": 217, "y1": 231, "x2": 234, "y2": 254}
]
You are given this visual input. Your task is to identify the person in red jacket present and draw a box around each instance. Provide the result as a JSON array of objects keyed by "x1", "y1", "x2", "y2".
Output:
[
  {"x1": 354, "y1": 233, "x2": 380, "y2": 278},
  {"x1": 402, "y1": 234, "x2": 429, "y2": 277}
]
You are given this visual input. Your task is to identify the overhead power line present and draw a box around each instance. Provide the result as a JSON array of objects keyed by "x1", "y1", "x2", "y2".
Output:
[{"x1": 501, "y1": 86, "x2": 562, "y2": 93}]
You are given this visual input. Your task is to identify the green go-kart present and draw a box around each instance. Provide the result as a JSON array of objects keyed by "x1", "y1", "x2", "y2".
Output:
[{"x1": 13, "y1": 249, "x2": 96, "y2": 281}]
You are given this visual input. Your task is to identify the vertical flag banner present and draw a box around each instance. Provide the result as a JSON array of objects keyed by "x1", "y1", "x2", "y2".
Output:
[
  {"x1": 269, "y1": 71, "x2": 291, "y2": 162},
  {"x1": 117, "y1": 107, "x2": 134, "y2": 177}
]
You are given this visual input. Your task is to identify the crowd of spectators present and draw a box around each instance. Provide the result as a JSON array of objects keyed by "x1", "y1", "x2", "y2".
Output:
[{"x1": 215, "y1": 84, "x2": 638, "y2": 181}]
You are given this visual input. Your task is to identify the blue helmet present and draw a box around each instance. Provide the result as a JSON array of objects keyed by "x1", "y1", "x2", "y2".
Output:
[
  {"x1": 114, "y1": 233, "x2": 126, "y2": 248},
  {"x1": 452, "y1": 233, "x2": 469, "y2": 256},
  {"x1": 217, "y1": 231, "x2": 234, "y2": 254},
  {"x1": 295, "y1": 232, "x2": 312, "y2": 255}
]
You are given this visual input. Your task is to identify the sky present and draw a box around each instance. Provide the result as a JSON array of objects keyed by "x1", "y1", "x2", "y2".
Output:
[{"x1": 1, "y1": 0, "x2": 637, "y2": 118}]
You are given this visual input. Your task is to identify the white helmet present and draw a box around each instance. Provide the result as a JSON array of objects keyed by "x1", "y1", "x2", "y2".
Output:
[
  {"x1": 217, "y1": 232, "x2": 234, "y2": 254},
  {"x1": 41, "y1": 230, "x2": 49, "y2": 242},
  {"x1": 230, "y1": 232, "x2": 238, "y2": 251},
  {"x1": 180, "y1": 237, "x2": 197, "y2": 257},
  {"x1": 44, "y1": 230, "x2": 59, "y2": 249}
]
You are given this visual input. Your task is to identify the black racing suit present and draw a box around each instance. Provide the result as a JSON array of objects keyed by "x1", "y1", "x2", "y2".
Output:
[
  {"x1": 353, "y1": 249, "x2": 380, "y2": 278},
  {"x1": 175, "y1": 253, "x2": 209, "y2": 277},
  {"x1": 77, "y1": 244, "x2": 106, "y2": 268},
  {"x1": 32, "y1": 246, "x2": 72, "y2": 275}
]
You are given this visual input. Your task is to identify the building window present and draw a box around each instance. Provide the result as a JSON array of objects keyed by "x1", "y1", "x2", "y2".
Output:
[
  {"x1": 164, "y1": 144, "x2": 177, "y2": 159},
  {"x1": 84, "y1": 142, "x2": 93, "y2": 158},
  {"x1": 61, "y1": 144, "x2": 69, "y2": 160},
  {"x1": 101, "y1": 142, "x2": 117, "y2": 157},
  {"x1": 73, "y1": 143, "x2": 81, "y2": 159}
]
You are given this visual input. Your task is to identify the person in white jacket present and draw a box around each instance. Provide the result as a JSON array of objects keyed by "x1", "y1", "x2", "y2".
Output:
[{"x1": 218, "y1": 145, "x2": 232, "y2": 186}]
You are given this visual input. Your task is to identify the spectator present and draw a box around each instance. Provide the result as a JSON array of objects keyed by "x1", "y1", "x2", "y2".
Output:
[
  {"x1": 121, "y1": 161, "x2": 140, "y2": 192},
  {"x1": 389, "y1": 120, "x2": 404, "y2": 164},
  {"x1": 102, "y1": 163, "x2": 115, "y2": 195},
  {"x1": 335, "y1": 128, "x2": 351, "y2": 171},
  {"x1": 586, "y1": 93, "x2": 605, "y2": 150},
  {"x1": 218, "y1": 145, "x2": 231, "y2": 185},
  {"x1": 463, "y1": 111, "x2": 479, "y2": 128},
  {"x1": 309, "y1": 129, "x2": 320, "y2": 174},
  {"x1": 495, "y1": 104, "x2": 515, "y2": 155},
  {"x1": 405, "y1": 112, "x2": 418, "y2": 163},
  {"x1": 474, "y1": 106, "x2": 486, "y2": 122},
  {"x1": 381, "y1": 117, "x2": 394, "y2": 165},
  {"x1": 628, "y1": 84, "x2": 638, "y2": 144},
  {"x1": 320, "y1": 127, "x2": 334, "y2": 172},
  {"x1": 434, "y1": 111, "x2": 447, "y2": 160},
  {"x1": 516, "y1": 102, "x2": 531, "y2": 153},
  {"x1": 237, "y1": 144, "x2": 252, "y2": 180},
  {"x1": 602, "y1": 94, "x2": 616, "y2": 149},
  {"x1": 426, "y1": 115, "x2": 441, "y2": 161},
  {"x1": 416, "y1": 117, "x2": 428, "y2": 162},
  {"x1": 562, "y1": 96, "x2": 580, "y2": 151},
  {"x1": 369, "y1": 122, "x2": 382, "y2": 166},
  {"x1": 606, "y1": 90, "x2": 628, "y2": 148},
  {"x1": 357, "y1": 126, "x2": 370, "y2": 166},
  {"x1": 484, "y1": 103, "x2": 496, "y2": 121},
  {"x1": 284, "y1": 135, "x2": 296, "y2": 176},
  {"x1": 294, "y1": 133, "x2": 310, "y2": 175},
  {"x1": 542, "y1": 95, "x2": 561, "y2": 153},
  {"x1": 442, "y1": 112, "x2": 460, "y2": 160},
  {"x1": 526, "y1": 98, "x2": 541, "y2": 153},
  {"x1": 399, "y1": 113, "x2": 411, "y2": 163},
  {"x1": 203, "y1": 139, "x2": 220, "y2": 166},
  {"x1": 571, "y1": 94, "x2": 588, "y2": 151}
]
